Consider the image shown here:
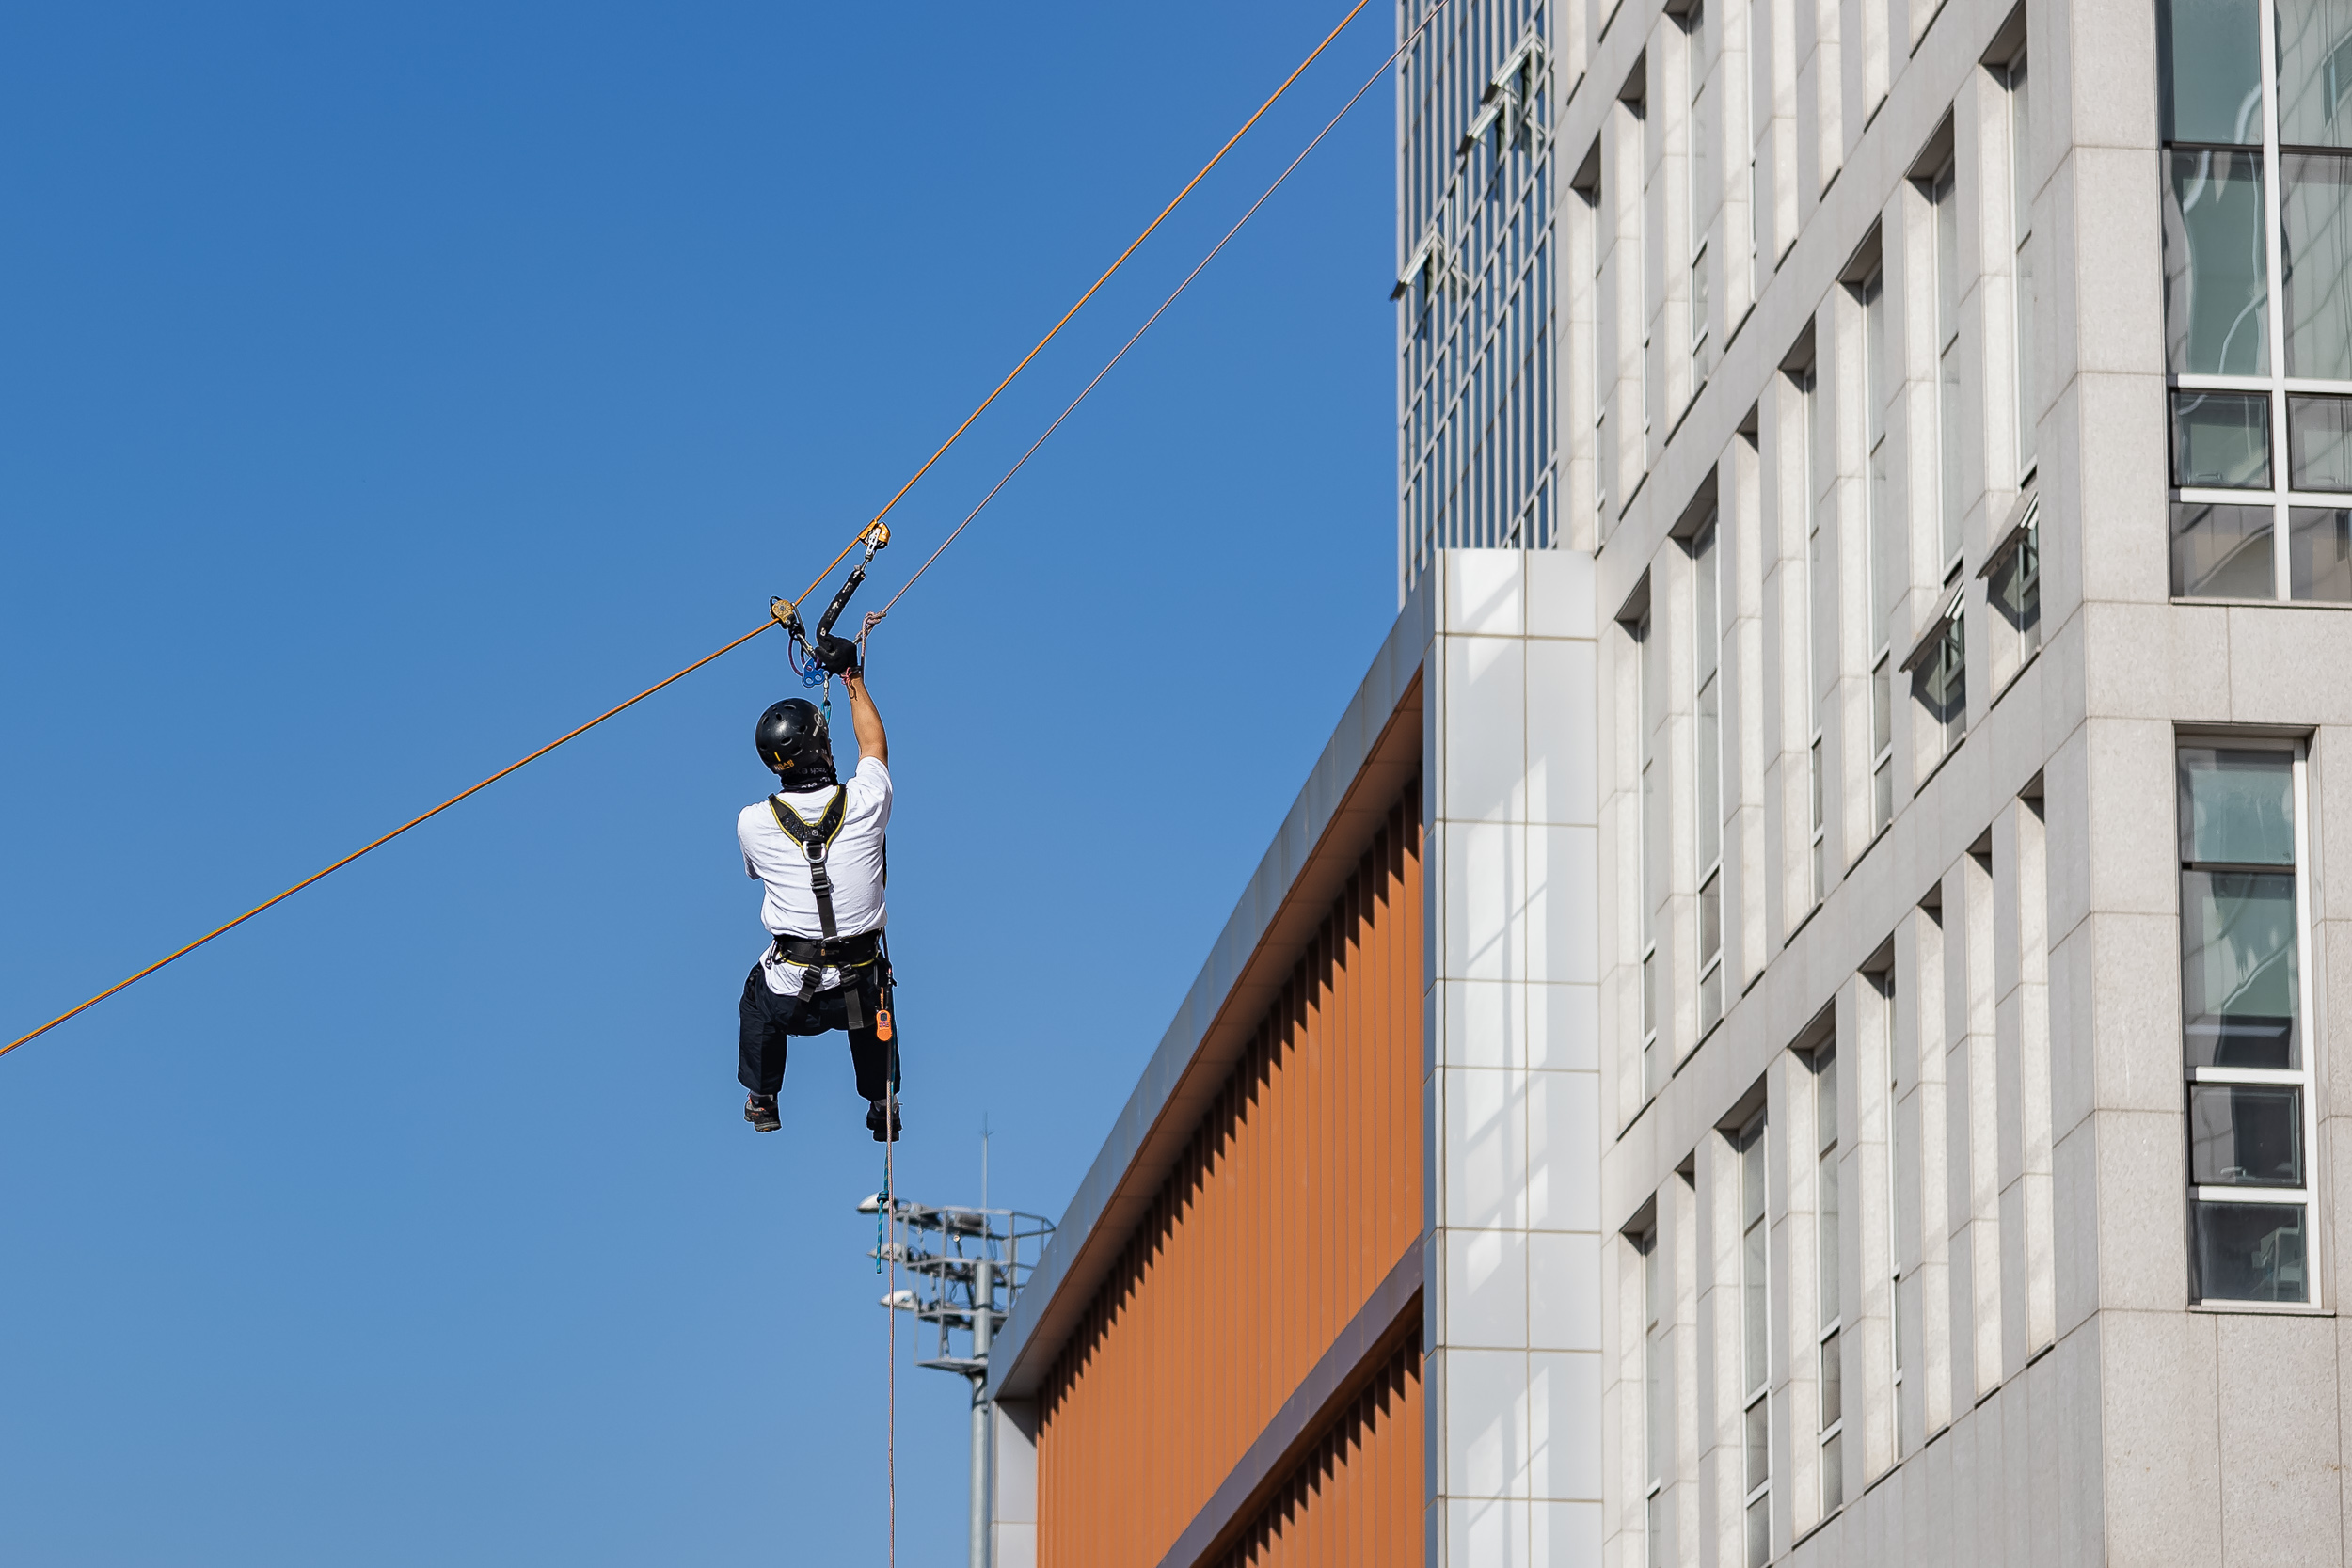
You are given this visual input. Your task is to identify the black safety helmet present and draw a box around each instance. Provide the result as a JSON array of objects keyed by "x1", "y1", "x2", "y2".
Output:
[{"x1": 755, "y1": 698, "x2": 838, "y2": 787}]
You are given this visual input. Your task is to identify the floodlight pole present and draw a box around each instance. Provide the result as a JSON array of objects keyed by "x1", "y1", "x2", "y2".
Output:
[
  {"x1": 860, "y1": 1194, "x2": 1052, "y2": 1568},
  {"x1": 968, "y1": 1256, "x2": 993, "y2": 1568}
]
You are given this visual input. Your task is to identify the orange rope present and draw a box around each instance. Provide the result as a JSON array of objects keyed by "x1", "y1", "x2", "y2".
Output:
[
  {"x1": 0, "y1": 621, "x2": 780, "y2": 1058},
  {"x1": 0, "y1": 0, "x2": 1377, "y2": 1060},
  {"x1": 879, "y1": 7, "x2": 1433, "y2": 618}
]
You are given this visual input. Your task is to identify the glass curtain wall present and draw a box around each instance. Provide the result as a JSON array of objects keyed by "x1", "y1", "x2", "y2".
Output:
[
  {"x1": 2178, "y1": 744, "x2": 2319, "y2": 1302},
  {"x1": 1401, "y1": 0, "x2": 1560, "y2": 585},
  {"x1": 2161, "y1": 0, "x2": 2352, "y2": 601}
]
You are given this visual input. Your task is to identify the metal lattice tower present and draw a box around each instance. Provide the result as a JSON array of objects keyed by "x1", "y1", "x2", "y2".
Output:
[{"x1": 859, "y1": 1192, "x2": 1053, "y2": 1568}]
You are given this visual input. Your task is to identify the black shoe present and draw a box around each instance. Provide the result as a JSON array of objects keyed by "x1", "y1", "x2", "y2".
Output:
[
  {"x1": 745, "y1": 1093, "x2": 781, "y2": 1132},
  {"x1": 866, "y1": 1097, "x2": 902, "y2": 1142}
]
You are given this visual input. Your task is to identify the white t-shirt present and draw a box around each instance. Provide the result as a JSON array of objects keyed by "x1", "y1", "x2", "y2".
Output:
[{"x1": 739, "y1": 756, "x2": 891, "y2": 996}]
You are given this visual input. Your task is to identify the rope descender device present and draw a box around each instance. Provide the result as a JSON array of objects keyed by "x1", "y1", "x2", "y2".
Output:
[{"x1": 772, "y1": 524, "x2": 890, "y2": 687}]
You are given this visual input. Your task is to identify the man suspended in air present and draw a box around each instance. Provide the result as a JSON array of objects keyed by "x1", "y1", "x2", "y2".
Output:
[{"x1": 736, "y1": 660, "x2": 899, "y2": 1140}]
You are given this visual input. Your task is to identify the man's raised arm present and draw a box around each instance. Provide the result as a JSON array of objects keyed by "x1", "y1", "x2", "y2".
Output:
[{"x1": 844, "y1": 669, "x2": 887, "y2": 768}]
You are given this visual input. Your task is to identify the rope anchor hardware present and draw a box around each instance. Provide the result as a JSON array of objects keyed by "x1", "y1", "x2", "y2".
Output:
[{"x1": 772, "y1": 525, "x2": 889, "y2": 688}]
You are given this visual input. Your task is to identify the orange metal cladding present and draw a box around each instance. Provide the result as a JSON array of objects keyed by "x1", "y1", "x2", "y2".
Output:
[
  {"x1": 1037, "y1": 789, "x2": 1423, "y2": 1568},
  {"x1": 1209, "y1": 1341, "x2": 1422, "y2": 1568}
]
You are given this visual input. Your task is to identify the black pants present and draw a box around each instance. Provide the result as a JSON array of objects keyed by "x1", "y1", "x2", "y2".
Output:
[{"x1": 737, "y1": 962, "x2": 898, "y2": 1101}]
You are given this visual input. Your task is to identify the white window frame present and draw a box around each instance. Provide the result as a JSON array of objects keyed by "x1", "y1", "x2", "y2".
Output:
[
  {"x1": 2180, "y1": 736, "x2": 2325, "y2": 1309},
  {"x1": 1931, "y1": 157, "x2": 1965, "y2": 578},
  {"x1": 1802, "y1": 364, "x2": 1829, "y2": 906},
  {"x1": 1644, "y1": 1223, "x2": 1670, "y2": 1568},
  {"x1": 2006, "y1": 47, "x2": 2037, "y2": 480},
  {"x1": 1640, "y1": 609, "x2": 1663, "y2": 1099},
  {"x1": 1813, "y1": 1045, "x2": 1844, "y2": 1513},
  {"x1": 1695, "y1": 515, "x2": 1726, "y2": 1034},
  {"x1": 1873, "y1": 966, "x2": 1906, "y2": 1442},
  {"x1": 1861, "y1": 265, "x2": 1896, "y2": 841},
  {"x1": 1687, "y1": 0, "x2": 1712, "y2": 376},
  {"x1": 1738, "y1": 1113, "x2": 1772, "y2": 1566}
]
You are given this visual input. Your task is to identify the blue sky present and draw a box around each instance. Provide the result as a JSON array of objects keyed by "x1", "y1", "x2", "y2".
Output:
[{"x1": 0, "y1": 4, "x2": 1401, "y2": 1560}]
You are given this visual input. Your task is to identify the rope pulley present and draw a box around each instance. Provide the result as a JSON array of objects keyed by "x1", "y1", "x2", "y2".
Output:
[{"x1": 771, "y1": 523, "x2": 891, "y2": 687}]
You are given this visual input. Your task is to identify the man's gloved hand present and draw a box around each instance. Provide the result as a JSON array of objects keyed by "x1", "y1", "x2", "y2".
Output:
[{"x1": 814, "y1": 632, "x2": 862, "y2": 676}]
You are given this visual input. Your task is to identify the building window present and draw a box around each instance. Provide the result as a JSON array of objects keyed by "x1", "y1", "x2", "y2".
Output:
[
  {"x1": 2007, "y1": 47, "x2": 2037, "y2": 476},
  {"x1": 1863, "y1": 266, "x2": 1898, "y2": 838},
  {"x1": 2161, "y1": 0, "x2": 2352, "y2": 601},
  {"x1": 2179, "y1": 743, "x2": 2319, "y2": 1304},
  {"x1": 1873, "y1": 966, "x2": 1906, "y2": 1442},
  {"x1": 1988, "y1": 499, "x2": 2042, "y2": 680},
  {"x1": 1911, "y1": 591, "x2": 1966, "y2": 766},
  {"x1": 1633, "y1": 90, "x2": 1653, "y2": 442},
  {"x1": 1689, "y1": 0, "x2": 1713, "y2": 378},
  {"x1": 1641, "y1": 609, "x2": 1664, "y2": 1098},
  {"x1": 1813, "y1": 1046, "x2": 1843, "y2": 1513},
  {"x1": 1803, "y1": 363, "x2": 1830, "y2": 904},
  {"x1": 1695, "y1": 515, "x2": 1725, "y2": 1032},
  {"x1": 1739, "y1": 1114, "x2": 1772, "y2": 1566},
  {"x1": 1747, "y1": 0, "x2": 1764, "y2": 299},
  {"x1": 1593, "y1": 178, "x2": 1612, "y2": 519},
  {"x1": 1931, "y1": 160, "x2": 1965, "y2": 571},
  {"x1": 1645, "y1": 1223, "x2": 1672, "y2": 1567}
]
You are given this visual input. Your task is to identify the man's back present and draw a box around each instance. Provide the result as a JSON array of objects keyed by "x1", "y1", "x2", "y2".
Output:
[{"x1": 737, "y1": 754, "x2": 891, "y2": 939}]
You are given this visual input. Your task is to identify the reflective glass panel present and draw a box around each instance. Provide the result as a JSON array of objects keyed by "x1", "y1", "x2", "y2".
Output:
[
  {"x1": 2192, "y1": 1200, "x2": 2309, "y2": 1300},
  {"x1": 1818, "y1": 1152, "x2": 1841, "y2": 1326},
  {"x1": 2171, "y1": 501, "x2": 2278, "y2": 596},
  {"x1": 1942, "y1": 347, "x2": 1964, "y2": 565},
  {"x1": 1821, "y1": 1429, "x2": 1844, "y2": 1512},
  {"x1": 2290, "y1": 506, "x2": 2352, "y2": 596},
  {"x1": 2165, "y1": 150, "x2": 2270, "y2": 374},
  {"x1": 1700, "y1": 872, "x2": 1723, "y2": 961},
  {"x1": 1872, "y1": 660, "x2": 1892, "y2": 755},
  {"x1": 1745, "y1": 1496, "x2": 1770, "y2": 1568},
  {"x1": 1698, "y1": 682, "x2": 1722, "y2": 866},
  {"x1": 2181, "y1": 869, "x2": 2301, "y2": 1068},
  {"x1": 1745, "y1": 1398, "x2": 1768, "y2": 1489},
  {"x1": 2161, "y1": 0, "x2": 2265, "y2": 142},
  {"x1": 1816, "y1": 1048, "x2": 1838, "y2": 1156},
  {"x1": 2189, "y1": 1084, "x2": 2305, "y2": 1185},
  {"x1": 2172, "y1": 389, "x2": 2272, "y2": 487},
  {"x1": 1993, "y1": 531, "x2": 2042, "y2": 645},
  {"x1": 2281, "y1": 152, "x2": 2352, "y2": 378},
  {"x1": 2288, "y1": 393, "x2": 2352, "y2": 489},
  {"x1": 2179, "y1": 746, "x2": 2296, "y2": 863},
  {"x1": 2277, "y1": 0, "x2": 2352, "y2": 146},
  {"x1": 1820, "y1": 1328, "x2": 1842, "y2": 1425},
  {"x1": 1744, "y1": 1224, "x2": 1767, "y2": 1389},
  {"x1": 1917, "y1": 623, "x2": 1966, "y2": 748}
]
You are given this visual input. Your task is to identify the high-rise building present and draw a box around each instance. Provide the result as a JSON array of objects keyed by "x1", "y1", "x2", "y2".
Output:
[
  {"x1": 1398, "y1": 1, "x2": 1563, "y2": 586},
  {"x1": 981, "y1": 0, "x2": 2352, "y2": 1560}
]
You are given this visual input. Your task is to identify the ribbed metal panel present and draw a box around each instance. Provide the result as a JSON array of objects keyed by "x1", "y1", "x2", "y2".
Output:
[
  {"x1": 1209, "y1": 1342, "x2": 1423, "y2": 1568},
  {"x1": 1037, "y1": 790, "x2": 1423, "y2": 1568}
]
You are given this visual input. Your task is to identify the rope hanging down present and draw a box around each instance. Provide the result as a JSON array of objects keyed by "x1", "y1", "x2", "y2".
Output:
[{"x1": 0, "y1": 0, "x2": 1394, "y2": 1061}]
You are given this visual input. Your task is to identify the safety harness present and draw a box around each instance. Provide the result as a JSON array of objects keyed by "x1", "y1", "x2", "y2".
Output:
[
  {"x1": 765, "y1": 786, "x2": 890, "y2": 1037},
  {"x1": 768, "y1": 786, "x2": 850, "y2": 938}
]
